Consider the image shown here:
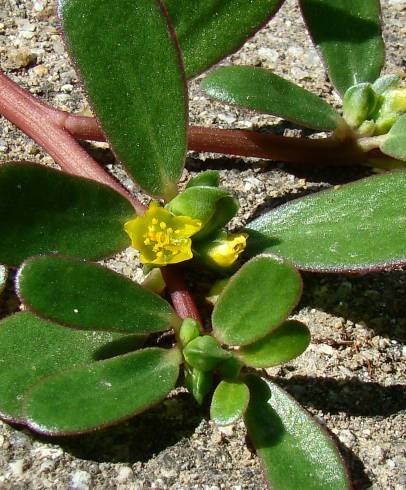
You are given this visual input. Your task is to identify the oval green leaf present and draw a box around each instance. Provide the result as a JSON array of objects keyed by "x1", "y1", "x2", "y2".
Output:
[
  {"x1": 183, "y1": 336, "x2": 232, "y2": 372},
  {"x1": 25, "y1": 347, "x2": 181, "y2": 435},
  {"x1": 202, "y1": 66, "x2": 340, "y2": 130},
  {"x1": 17, "y1": 255, "x2": 179, "y2": 334},
  {"x1": 0, "y1": 164, "x2": 133, "y2": 266},
  {"x1": 59, "y1": 0, "x2": 187, "y2": 199},
  {"x1": 246, "y1": 171, "x2": 406, "y2": 272},
  {"x1": 166, "y1": 0, "x2": 285, "y2": 79},
  {"x1": 167, "y1": 186, "x2": 238, "y2": 240},
  {"x1": 238, "y1": 320, "x2": 310, "y2": 368},
  {"x1": 186, "y1": 170, "x2": 220, "y2": 189},
  {"x1": 299, "y1": 0, "x2": 384, "y2": 96},
  {"x1": 212, "y1": 255, "x2": 302, "y2": 346},
  {"x1": 210, "y1": 380, "x2": 250, "y2": 426},
  {"x1": 0, "y1": 265, "x2": 7, "y2": 295},
  {"x1": 380, "y1": 114, "x2": 406, "y2": 161},
  {"x1": 0, "y1": 312, "x2": 140, "y2": 422},
  {"x1": 245, "y1": 375, "x2": 350, "y2": 490}
]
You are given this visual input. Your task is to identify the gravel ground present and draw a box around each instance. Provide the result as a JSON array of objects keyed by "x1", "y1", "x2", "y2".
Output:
[{"x1": 0, "y1": 0, "x2": 405, "y2": 489}]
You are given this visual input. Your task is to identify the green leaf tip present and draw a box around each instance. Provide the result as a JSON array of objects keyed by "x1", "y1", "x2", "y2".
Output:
[
  {"x1": 183, "y1": 336, "x2": 232, "y2": 372},
  {"x1": 212, "y1": 255, "x2": 302, "y2": 346},
  {"x1": 247, "y1": 171, "x2": 406, "y2": 271},
  {"x1": 300, "y1": 0, "x2": 384, "y2": 96},
  {"x1": 210, "y1": 380, "x2": 250, "y2": 426},
  {"x1": 202, "y1": 66, "x2": 340, "y2": 130},
  {"x1": 238, "y1": 320, "x2": 311, "y2": 368},
  {"x1": 59, "y1": 0, "x2": 187, "y2": 198},
  {"x1": 381, "y1": 114, "x2": 406, "y2": 161},
  {"x1": 166, "y1": 0, "x2": 286, "y2": 79},
  {"x1": 17, "y1": 255, "x2": 178, "y2": 334},
  {"x1": 245, "y1": 375, "x2": 350, "y2": 490},
  {"x1": 0, "y1": 312, "x2": 132, "y2": 423},
  {"x1": 24, "y1": 347, "x2": 181, "y2": 435},
  {"x1": 0, "y1": 163, "x2": 133, "y2": 266}
]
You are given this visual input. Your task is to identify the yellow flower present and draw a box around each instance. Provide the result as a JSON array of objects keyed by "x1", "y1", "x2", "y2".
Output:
[
  {"x1": 206, "y1": 233, "x2": 248, "y2": 268},
  {"x1": 124, "y1": 202, "x2": 202, "y2": 265}
]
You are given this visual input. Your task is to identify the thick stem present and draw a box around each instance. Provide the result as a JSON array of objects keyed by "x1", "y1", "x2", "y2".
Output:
[
  {"x1": 161, "y1": 266, "x2": 202, "y2": 324},
  {"x1": 188, "y1": 126, "x2": 367, "y2": 166},
  {"x1": 0, "y1": 71, "x2": 202, "y2": 323},
  {"x1": 55, "y1": 112, "x2": 368, "y2": 166},
  {"x1": 0, "y1": 72, "x2": 144, "y2": 214}
]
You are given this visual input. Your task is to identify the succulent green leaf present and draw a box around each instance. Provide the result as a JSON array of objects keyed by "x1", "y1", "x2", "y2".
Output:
[
  {"x1": 0, "y1": 164, "x2": 133, "y2": 266},
  {"x1": 183, "y1": 336, "x2": 232, "y2": 372},
  {"x1": 167, "y1": 186, "x2": 239, "y2": 240},
  {"x1": 0, "y1": 312, "x2": 142, "y2": 422},
  {"x1": 372, "y1": 74, "x2": 402, "y2": 95},
  {"x1": 380, "y1": 115, "x2": 406, "y2": 161},
  {"x1": 166, "y1": 0, "x2": 285, "y2": 79},
  {"x1": 25, "y1": 347, "x2": 181, "y2": 435},
  {"x1": 342, "y1": 83, "x2": 381, "y2": 128},
  {"x1": 185, "y1": 367, "x2": 213, "y2": 405},
  {"x1": 59, "y1": 0, "x2": 187, "y2": 199},
  {"x1": 202, "y1": 66, "x2": 340, "y2": 130},
  {"x1": 0, "y1": 265, "x2": 7, "y2": 295},
  {"x1": 210, "y1": 380, "x2": 250, "y2": 426},
  {"x1": 179, "y1": 318, "x2": 201, "y2": 346},
  {"x1": 17, "y1": 255, "x2": 178, "y2": 334},
  {"x1": 246, "y1": 171, "x2": 406, "y2": 272},
  {"x1": 300, "y1": 0, "x2": 384, "y2": 96},
  {"x1": 238, "y1": 320, "x2": 310, "y2": 368},
  {"x1": 212, "y1": 255, "x2": 302, "y2": 346},
  {"x1": 245, "y1": 376, "x2": 350, "y2": 490},
  {"x1": 186, "y1": 170, "x2": 220, "y2": 188}
]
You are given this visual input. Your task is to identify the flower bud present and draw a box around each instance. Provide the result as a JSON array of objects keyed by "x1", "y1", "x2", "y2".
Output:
[
  {"x1": 194, "y1": 231, "x2": 248, "y2": 270},
  {"x1": 343, "y1": 83, "x2": 381, "y2": 129}
]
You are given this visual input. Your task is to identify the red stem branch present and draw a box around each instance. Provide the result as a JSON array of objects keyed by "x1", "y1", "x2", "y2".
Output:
[
  {"x1": 0, "y1": 72, "x2": 144, "y2": 214},
  {"x1": 162, "y1": 266, "x2": 202, "y2": 324},
  {"x1": 0, "y1": 70, "x2": 201, "y2": 323},
  {"x1": 58, "y1": 112, "x2": 367, "y2": 166}
]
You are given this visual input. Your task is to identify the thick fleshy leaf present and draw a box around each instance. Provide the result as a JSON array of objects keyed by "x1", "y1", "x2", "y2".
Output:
[
  {"x1": 237, "y1": 320, "x2": 310, "y2": 368},
  {"x1": 59, "y1": 0, "x2": 187, "y2": 199},
  {"x1": 166, "y1": 0, "x2": 285, "y2": 79},
  {"x1": 300, "y1": 0, "x2": 384, "y2": 96},
  {"x1": 202, "y1": 67, "x2": 340, "y2": 130},
  {"x1": 17, "y1": 255, "x2": 179, "y2": 334},
  {"x1": 372, "y1": 74, "x2": 402, "y2": 95},
  {"x1": 0, "y1": 312, "x2": 142, "y2": 422},
  {"x1": 0, "y1": 164, "x2": 133, "y2": 266},
  {"x1": 210, "y1": 380, "x2": 250, "y2": 426},
  {"x1": 380, "y1": 115, "x2": 406, "y2": 161},
  {"x1": 183, "y1": 336, "x2": 232, "y2": 372},
  {"x1": 246, "y1": 171, "x2": 406, "y2": 272},
  {"x1": 25, "y1": 347, "x2": 181, "y2": 435},
  {"x1": 245, "y1": 376, "x2": 350, "y2": 490},
  {"x1": 212, "y1": 256, "x2": 302, "y2": 346},
  {"x1": 186, "y1": 170, "x2": 220, "y2": 189},
  {"x1": 167, "y1": 186, "x2": 239, "y2": 240},
  {"x1": 0, "y1": 265, "x2": 6, "y2": 294}
]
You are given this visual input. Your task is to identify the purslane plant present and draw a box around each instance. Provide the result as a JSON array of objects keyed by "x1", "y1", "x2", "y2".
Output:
[{"x1": 0, "y1": 1, "x2": 404, "y2": 489}]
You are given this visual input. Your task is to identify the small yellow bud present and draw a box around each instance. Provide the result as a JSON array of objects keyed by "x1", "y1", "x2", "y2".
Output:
[
  {"x1": 206, "y1": 233, "x2": 248, "y2": 268},
  {"x1": 124, "y1": 202, "x2": 202, "y2": 265}
]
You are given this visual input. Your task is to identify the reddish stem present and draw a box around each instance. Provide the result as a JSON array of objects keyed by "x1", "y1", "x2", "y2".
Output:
[
  {"x1": 0, "y1": 72, "x2": 144, "y2": 214},
  {"x1": 162, "y1": 266, "x2": 202, "y2": 324},
  {"x1": 188, "y1": 126, "x2": 367, "y2": 166},
  {"x1": 59, "y1": 112, "x2": 367, "y2": 166},
  {"x1": 0, "y1": 70, "x2": 201, "y2": 324}
]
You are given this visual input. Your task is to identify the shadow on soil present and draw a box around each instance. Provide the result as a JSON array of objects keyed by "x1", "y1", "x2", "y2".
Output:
[
  {"x1": 301, "y1": 270, "x2": 406, "y2": 342},
  {"x1": 37, "y1": 392, "x2": 203, "y2": 464}
]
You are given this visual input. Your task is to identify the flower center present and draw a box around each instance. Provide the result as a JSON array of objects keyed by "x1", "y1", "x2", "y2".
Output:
[{"x1": 143, "y1": 218, "x2": 182, "y2": 259}]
